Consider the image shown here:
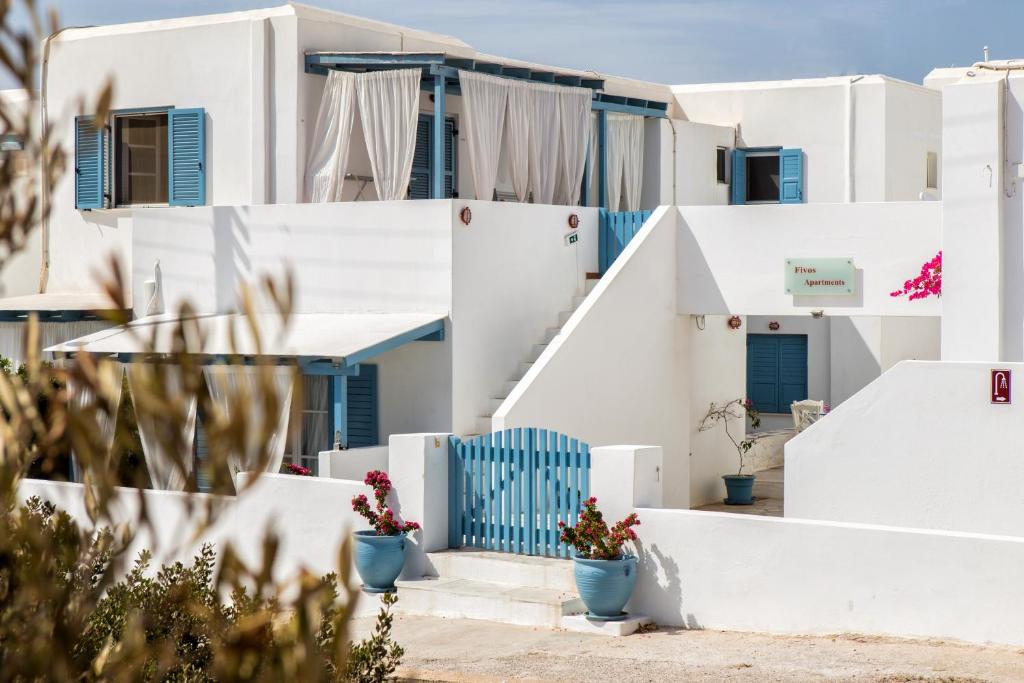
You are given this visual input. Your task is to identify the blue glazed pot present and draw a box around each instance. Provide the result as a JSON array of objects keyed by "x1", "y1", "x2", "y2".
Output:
[
  {"x1": 353, "y1": 530, "x2": 407, "y2": 593},
  {"x1": 723, "y1": 474, "x2": 755, "y2": 505},
  {"x1": 573, "y1": 555, "x2": 637, "y2": 619}
]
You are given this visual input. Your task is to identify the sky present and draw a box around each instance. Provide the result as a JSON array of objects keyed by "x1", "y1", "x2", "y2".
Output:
[{"x1": 33, "y1": 0, "x2": 1024, "y2": 86}]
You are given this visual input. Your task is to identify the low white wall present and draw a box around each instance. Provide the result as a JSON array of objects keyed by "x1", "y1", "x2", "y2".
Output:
[
  {"x1": 674, "y1": 120, "x2": 733, "y2": 206},
  {"x1": 18, "y1": 473, "x2": 370, "y2": 586},
  {"x1": 630, "y1": 508, "x2": 1024, "y2": 647},
  {"x1": 451, "y1": 200, "x2": 598, "y2": 436},
  {"x1": 786, "y1": 361, "x2": 1024, "y2": 536},
  {"x1": 494, "y1": 207, "x2": 691, "y2": 509},
  {"x1": 319, "y1": 446, "x2": 389, "y2": 481},
  {"x1": 677, "y1": 202, "x2": 942, "y2": 317}
]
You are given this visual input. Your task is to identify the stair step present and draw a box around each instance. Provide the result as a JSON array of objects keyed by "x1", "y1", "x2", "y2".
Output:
[
  {"x1": 394, "y1": 576, "x2": 584, "y2": 627},
  {"x1": 752, "y1": 479, "x2": 783, "y2": 499},
  {"x1": 499, "y1": 380, "x2": 519, "y2": 398},
  {"x1": 475, "y1": 416, "x2": 493, "y2": 435},
  {"x1": 585, "y1": 278, "x2": 599, "y2": 294},
  {"x1": 557, "y1": 310, "x2": 573, "y2": 326},
  {"x1": 510, "y1": 361, "x2": 534, "y2": 381},
  {"x1": 542, "y1": 327, "x2": 561, "y2": 344},
  {"x1": 572, "y1": 295, "x2": 586, "y2": 309},
  {"x1": 427, "y1": 549, "x2": 576, "y2": 593},
  {"x1": 486, "y1": 397, "x2": 504, "y2": 414},
  {"x1": 525, "y1": 343, "x2": 548, "y2": 362}
]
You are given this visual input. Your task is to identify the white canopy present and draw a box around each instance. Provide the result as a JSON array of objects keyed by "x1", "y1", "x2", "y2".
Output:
[{"x1": 45, "y1": 312, "x2": 447, "y2": 363}]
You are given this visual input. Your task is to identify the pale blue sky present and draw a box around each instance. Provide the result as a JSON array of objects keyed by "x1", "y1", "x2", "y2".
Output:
[{"x1": 42, "y1": 1, "x2": 1024, "y2": 85}]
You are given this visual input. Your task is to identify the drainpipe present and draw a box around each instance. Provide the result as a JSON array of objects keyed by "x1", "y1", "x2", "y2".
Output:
[
  {"x1": 39, "y1": 25, "x2": 92, "y2": 293},
  {"x1": 845, "y1": 75, "x2": 864, "y2": 204},
  {"x1": 667, "y1": 117, "x2": 678, "y2": 205}
]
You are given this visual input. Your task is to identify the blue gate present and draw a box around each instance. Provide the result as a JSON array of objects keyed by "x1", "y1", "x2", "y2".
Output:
[
  {"x1": 599, "y1": 209, "x2": 653, "y2": 274},
  {"x1": 448, "y1": 428, "x2": 590, "y2": 558}
]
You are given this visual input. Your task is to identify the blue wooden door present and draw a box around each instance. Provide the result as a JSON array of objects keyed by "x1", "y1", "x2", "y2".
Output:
[{"x1": 746, "y1": 334, "x2": 807, "y2": 413}]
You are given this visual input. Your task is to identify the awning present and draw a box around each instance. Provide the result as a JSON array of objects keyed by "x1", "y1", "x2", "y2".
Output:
[{"x1": 45, "y1": 312, "x2": 446, "y2": 371}]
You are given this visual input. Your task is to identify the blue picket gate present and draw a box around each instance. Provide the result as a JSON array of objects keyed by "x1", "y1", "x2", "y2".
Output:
[
  {"x1": 599, "y1": 209, "x2": 653, "y2": 274},
  {"x1": 448, "y1": 428, "x2": 590, "y2": 558}
]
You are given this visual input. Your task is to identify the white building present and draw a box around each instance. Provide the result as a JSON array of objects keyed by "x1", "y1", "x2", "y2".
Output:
[{"x1": 4, "y1": 3, "x2": 948, "y2": 508}]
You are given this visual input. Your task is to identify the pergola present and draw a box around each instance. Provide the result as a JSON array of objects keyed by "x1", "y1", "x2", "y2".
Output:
[{"x1": 304, "y1": 52, "x2": 669, "y2": 207}]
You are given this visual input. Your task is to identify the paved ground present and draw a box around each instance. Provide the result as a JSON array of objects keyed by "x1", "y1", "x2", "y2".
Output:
[
  {"x1": 350, "y1": 613, "x2": 1024, "y2": 682},
  {"x1": 694, "y1": 466, "x2": 785, "y2": 517}
]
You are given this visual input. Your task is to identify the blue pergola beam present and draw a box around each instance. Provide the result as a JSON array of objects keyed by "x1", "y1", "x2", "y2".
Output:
[
  {"x1": 341, "y1": 319, "x2": 446, "y2": 368},
  {"x1": 432, "y1": 73, "x2": 446, "y2": 199},
  {"x1": 591, "y1": 98, "x2": 668, "y2": 118},
  {"x1": 306, "y1": 52, "x2": 446, "y2": 68}
]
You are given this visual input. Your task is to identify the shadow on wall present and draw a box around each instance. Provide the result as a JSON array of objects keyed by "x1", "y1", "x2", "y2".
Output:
[
  {"x1": 677, "y1": 214, "x2": 729, "y2": 315},
  {"x1": 212, "y1": 207, "x2": 253, "y2": 313},
  {"x1": 632, "y1": 537, "x2": 703, "y2": 630},
  {"x1": 828, "y1": 317, "x2": 881, "y2": 406}
]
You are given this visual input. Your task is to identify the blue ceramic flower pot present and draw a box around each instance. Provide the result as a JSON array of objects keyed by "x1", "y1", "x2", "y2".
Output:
[
  {"x1": 353, "y1": 530, "x2": 407, "y2": 593},
  {"x1": 573, "y1": 555, "x2": 637, "y2": 619},
  {"x1": 723, "y1": 474, "x2": 755, "y2": 505}
]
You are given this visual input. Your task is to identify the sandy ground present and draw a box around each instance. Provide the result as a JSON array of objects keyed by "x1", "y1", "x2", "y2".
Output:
[{"x1": 351, "y1": 613, "x2": 1024, "y2": 683}]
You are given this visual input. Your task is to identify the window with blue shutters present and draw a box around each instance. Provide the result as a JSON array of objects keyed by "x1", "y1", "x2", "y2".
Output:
[
  {"x1": 408, "y1": 114, "x2": 456, "y2": 199},
  {"x1": 730, "y1": 147, "x2": 803, "y2": 204},
  {"x1": 73, "y1": 106, "x2": 206, "y2": 209},
  {"x1": 74, "y1": 115, "x2": 104, "y2": 210},
  {"x1": 746, "y1": 334, "x2": 808, "y2": 413},
  {"x1": 168, "y1": 108, "x2": 206, "y2": 206},
  {"x1": 346, "y1": 364, "x2": 379, "y2": 448}
]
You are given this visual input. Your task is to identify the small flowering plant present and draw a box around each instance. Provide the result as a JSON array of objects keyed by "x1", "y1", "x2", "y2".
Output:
[
  {"x1": 351, "y1": 470, "x2": 421, "y2": 536},
  {"x1": 558, "y1": 497, "x2": 640, "y2": 561},
  {"x1": 281, "y1": 463, "x2": 312, "y2": 476},
  {"x1": 891, "y1": 250, "x2": 941, "y2": 300},
  {"x1": 699, "y1": 398, "x2": 761, "y2": 476}
]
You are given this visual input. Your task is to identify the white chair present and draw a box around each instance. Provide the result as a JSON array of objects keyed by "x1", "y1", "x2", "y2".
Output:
[{"x1": 791, "y1": 400, "x2": 825, "y2": 432}]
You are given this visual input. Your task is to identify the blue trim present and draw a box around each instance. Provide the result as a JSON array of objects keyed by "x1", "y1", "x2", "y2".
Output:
[
  {"x1": 597, "y1": 110, "x2": 608, "y2": 209},
  {"x1": 343, "y1": 319, "x2": 445, "y2": 367},
  {"x1": 299, "y1": 360, "x2": 362, "y2": 376},
  {"x1": 432, "y1": 74, "x2": 446, "y2": 199}
]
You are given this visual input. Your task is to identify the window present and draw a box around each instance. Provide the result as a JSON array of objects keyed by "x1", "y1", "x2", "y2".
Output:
[
  {"x1": 74, "y1": 107, "x2": 206, "y2": 210},
  {"x1": 730, "y1": 148, "x2": 803, "y2": 205},
  {"x1": 114, "y1": 112, "x2": 168, "y2": 206},
  {"x1": 746, "y1": 152, "x2": 780, "y2": 202},
  {"x1": 409, "y1": 114, "x2": 457, "y2": 199},
  {"x1": 926, "y1": 151, "x2": 938, "y2": 190},
  {"x1": 716, "y1": 146, "x2": 728, "y2": 184}
]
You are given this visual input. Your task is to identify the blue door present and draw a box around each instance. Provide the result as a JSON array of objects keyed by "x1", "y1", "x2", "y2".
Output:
[{"x1": 746, "y1": 334, "x2": 807, "y2": 413}]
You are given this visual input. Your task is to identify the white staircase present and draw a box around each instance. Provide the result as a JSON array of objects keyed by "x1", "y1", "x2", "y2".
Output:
[
  {"x1": 473, "y1": 277, "x2": 600, "y2": 435},
  {"x1": 393, "y1": 549, "x2": 584, "y2": 627}
]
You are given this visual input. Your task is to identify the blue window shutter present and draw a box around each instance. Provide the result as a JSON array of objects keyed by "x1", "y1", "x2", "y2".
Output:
[
  {"x1": 444, "y1": 117, "x2": 456, "y2": 198},
  {"x1": 746, "y1": 335, "x2": 779, "y2": 413},
  {"x1": 346, "y1": 364, "x2": 378, "y2": 448},
  {"x1": 778, "y1": 335, "x2": 808, "y2": 408},
  {"x1": 409, "y1": 115, "x2": 431, "y2": 199},
  {"x1": 779, "y1": 148, "x2": 803, "y2": 203},
  {"x1": 168, "y1": 108, "x2": 206, "y2": 206},
  {"x1": 730, "y1": 148, "x2": 746, "y2": 205},
  {"x1": 74, "y1": 115, "x2": 104, "y2": 210}
]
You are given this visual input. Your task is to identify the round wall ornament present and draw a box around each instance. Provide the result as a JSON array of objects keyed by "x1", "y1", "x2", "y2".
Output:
[
  {"x1": 768, "y1": 321, "x2": 781, "y2": 331},
  {"x1": 459, "y1": 206, "x2": 472, "y2": 225},
  {"x1": 568, "y1": 213, "x2": 580, "y2": 230},
  {"x1": 728, "y1": 315, "x2": 742, "y2": 330}
]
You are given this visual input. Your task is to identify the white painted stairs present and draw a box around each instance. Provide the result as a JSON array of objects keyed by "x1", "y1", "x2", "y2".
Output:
[
  {"x1": 392, "y1": 549, "x2": 585, "y2": 628},
  {"x1": 473, "y1": 276, "x2": 600, "y2": 436}
]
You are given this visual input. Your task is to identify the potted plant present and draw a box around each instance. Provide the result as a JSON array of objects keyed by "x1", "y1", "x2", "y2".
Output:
[
  {"x1": 351, "y1": 470, "x2": 420, "y2": 593},
  {"x1": 559, "y1": 497, "x2": 640, "y2": 620},
  {"x1": 699, "y1": 398, "x2": 762, "y2": 505}
]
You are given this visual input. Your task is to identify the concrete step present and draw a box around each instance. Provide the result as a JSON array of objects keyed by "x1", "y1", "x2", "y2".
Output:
[
  {"x1": 525, "y1": 343, "x2": 548, "y2": 362},
  {"x1": 510, "y1": 361, "x2": 534, "y2": 381},
  {"x1": 752, "y1": 469, "x2": 784, "y2": 500},
  {"x1": 492, "y1": 380, "x2": 519, "y2": 401},
  {"x1": 572, "y1": 294, "x2": 586, "y2": 309},
  {"x1": 394, "y1": 576, "x2": 584, "y2": 627},
  {"x1": 557, "y1": 309, "x2": 574, "y2": 326},
  {"x1": 542, "y1": 327, "x2": 561, "y2": 344},
  {"x1": 475, "y1": 416, "x2": 493, "y2": 435},
  {"x1": 485, "y1": 397, "x2": 504, "y2": 415},
  {"x1": 426, "y1": 549, "x2": 576, "y2": 593},
  {"x1": 584, "y1": 275, "x2": 600, "y2": 294}
]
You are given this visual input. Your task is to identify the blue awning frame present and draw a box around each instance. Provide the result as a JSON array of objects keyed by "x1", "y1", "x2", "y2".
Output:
[{"x1": 305, "y1": 52, "x2": 669, "y2": 207}]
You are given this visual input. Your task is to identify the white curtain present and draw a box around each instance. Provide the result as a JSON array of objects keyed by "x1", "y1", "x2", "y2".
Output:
[
  {"x1": 460, "y1": 70, "x2": 509, "y2": 201},
  {"x1": 69, "y1": 360, "x2": 124, "y2": 483},
  {"x1": 305, "y1": 70, "x2": 357, "y2": 202},
  {"x1": 203, "y1": 365, "x2": 294, "y2": 479},
  {"x1": 606, "y1": 114, "x2": 629, "y2": 211},
  {"x1": 355, "y1": 68, "x2": 421, "y2": 201},
  {"x1": 301, "y1": 375, "x2": 329, "y2": 459},
  {"x1": 587, "y1": 111, "x2": 599, "y2": 200},
  {"x1": 128, "y1": 364, "x2": 197, "y2": 491},
  {"x1": 623, "y1": 114, "x2": 645, "y2": 211},
  {"x1": 505, "y1": 80, "x2": 531, "y2": 202},
  {"x1": 527, "y1": 83, "x2": 561, "y2": 205},
  {"x1": 556, "y1": 86, "x2": 591, "y2": 206}
]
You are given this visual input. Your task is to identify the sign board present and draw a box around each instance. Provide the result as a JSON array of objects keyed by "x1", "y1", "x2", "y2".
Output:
[
  {"x1": 785, "y1": 258, "x2": 855, "y2": 295},
  {"x1": 565, "y1": 232, "x2": 579, "y2": 246},
  {"x1": 991, "y1": 369, "x2": 1011, "y2": 404}
]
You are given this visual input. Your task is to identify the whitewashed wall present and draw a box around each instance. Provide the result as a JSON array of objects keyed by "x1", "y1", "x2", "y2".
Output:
[
  {"x1": 630, "y1": 507, "x2": 1024, "y2": 647},
  {"x1": 674, "y1": 120, "x2": 734, "y2": 206},
  {"x1": 786, "y1": 361, "x2": 1024, "y2": 536},
  {"x1": 319, "y1": 446, "x2": 389, "y2": 480},
  {"x1": 450, "y1": 200, "x2": 598, "y2": 436},
  {"x1": 493, "y1": 208, "x2": 693, "y2": 508},
  {"x1": 131, "y1": 201, "x2": 454, "y2": 317},
  {"x1": 677, "y1": 203, "x2": 942, "y2": 317}
]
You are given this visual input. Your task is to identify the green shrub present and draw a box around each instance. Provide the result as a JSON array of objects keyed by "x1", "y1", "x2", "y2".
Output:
[{"x1": 343, "y1": 592, "x2": 405, "y2": 683}]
